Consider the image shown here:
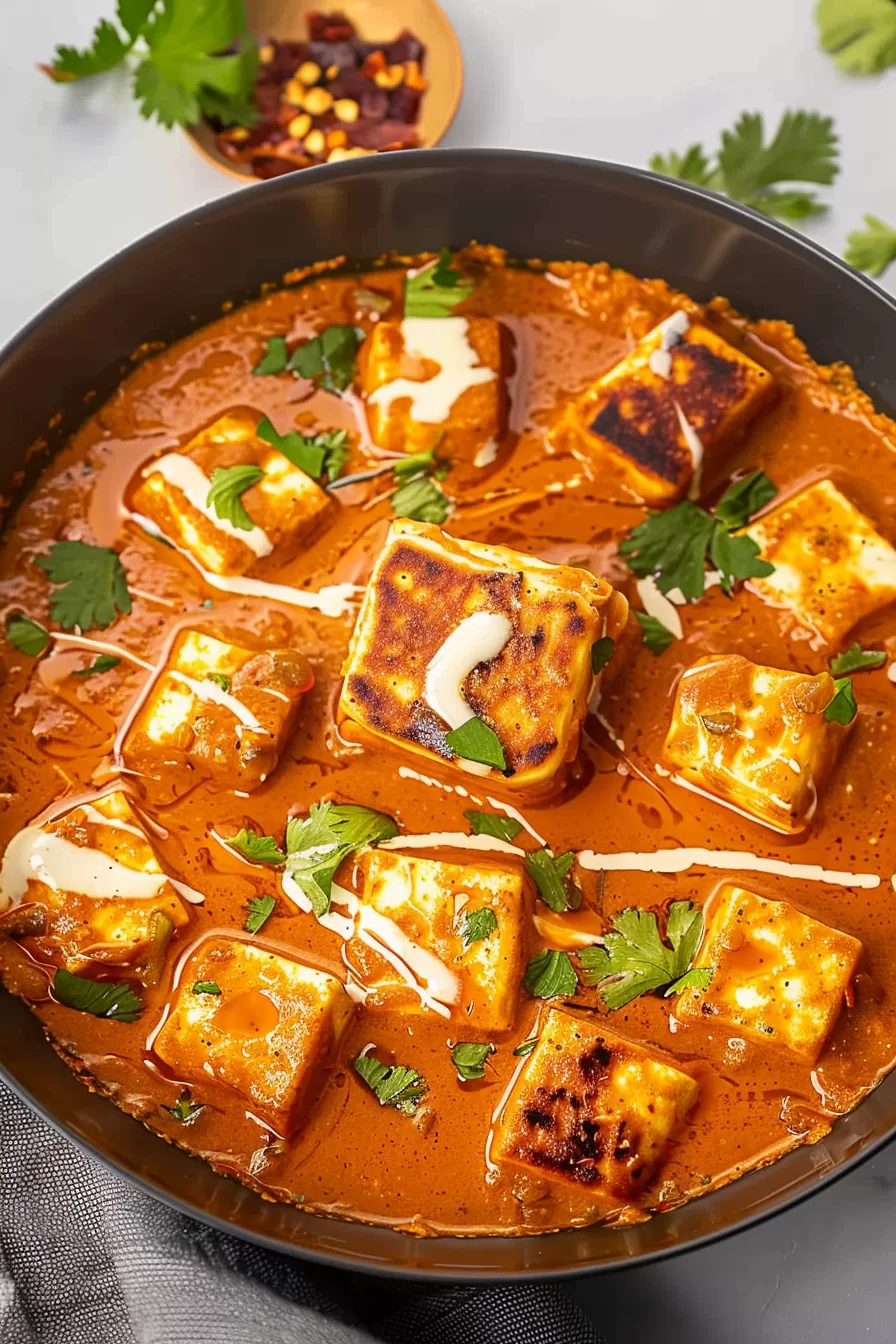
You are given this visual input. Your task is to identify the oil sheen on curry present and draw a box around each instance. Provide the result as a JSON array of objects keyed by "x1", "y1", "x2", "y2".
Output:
[{"x1": 2, "y1": 245, "x2": 896, "y2": 1238}]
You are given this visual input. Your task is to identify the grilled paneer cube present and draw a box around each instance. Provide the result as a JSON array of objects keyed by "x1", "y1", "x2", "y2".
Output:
[
  {"x1": 557, "y1": 311, "x2": 775, "y2": 503},
  {"x1": 359, "y1": 316, "x2": 505, "y2": 466},
  {"x1": 743, "y1": 480, "x2": 896, "y2": 643},
  {"x1": 676, "y1": 884, "x2": 862, "y2": 1061},
  {"x1": 123, "y1": 629, "x2": 312, "y2": 792},
  {"x1": 0, "y1": 791, "x2": 188, "y2": 978},
  {"x1": 130, "y1": 408, "x2": 333, "y2": 576},
  {"x1": 663, "y1": 655, "x2": 852, "y2": 833},
  {"x1": 338, "y1": 520, "x2": 628, "y2": 795},
  {"x1": 154, "y1": 938, "x2": 354, "y2": 1131},
  {"x1": 354, "y1": 848, "x2": 529, "y2": 1029},
  {"x1": 494, "y1": 1008, "x2": 698, "y2": 1200}
]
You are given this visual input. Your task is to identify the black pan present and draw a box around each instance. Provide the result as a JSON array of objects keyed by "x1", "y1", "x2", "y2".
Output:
[{"x1": 2, "y1": 148, "x2": 895, "y2": 1280}]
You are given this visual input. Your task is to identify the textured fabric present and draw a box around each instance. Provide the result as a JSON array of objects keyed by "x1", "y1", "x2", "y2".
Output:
[{"x1": 0, "y1": 1080, "x2": 599, "y2": 1344}]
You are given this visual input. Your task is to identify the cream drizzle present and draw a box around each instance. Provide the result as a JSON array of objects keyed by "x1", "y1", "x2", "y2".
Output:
[
  {"x1": 142, "y1": 454, "x2": 273, "y2": 558},
  {"x1": 424, "y1": 612, "x2": 513, "y2": 732},
  {"x1": 636, "y1": 577, "x2": 683, "y2": 640},
  {"x1": 167, "y1": 670, "x2": 264, "y2": 734},
  {"x1": 577, "y1": 847, "x2": 879, "y2": 889},
  {"x1": 49, "y1": 632, "x2": 154, "y2": 672},
  {"x1": 378, "y1": 830, "x2": 524, "y2": 857},
  {"x1": 367, "y1": 317, "x2": 497, "y2": 424},
  {"x1": 0, "y1": 827, "x2": 169, "y2": 908}
]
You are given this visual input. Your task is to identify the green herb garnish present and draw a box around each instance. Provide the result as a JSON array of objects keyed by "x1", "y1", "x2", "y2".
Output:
[
  {"x1": 578, "y1": 901, "x2": 711, "y2": 1010},
  {"x1": 844, "y1": 215, "x2": 896, "y2": 279},
  {"x1": 523, "y1": 949, "x2": 578, "y2": 1000},
  {"x1": 204, "y1": 672, "x2": 231, "y2": 692},
  {"x1": 831, "y1": 642, "x2": 887, "y2": 676},
  {"x1": 590, "y1": 636, "x2": 616, "y2": 674},
  {"x1": 192, "y1": 981, "x2": 221, "y2": 995},
  {"x1": 389, "y1": 447, "x2": 452, "y2": 523},
  {"x1": 206, "y1": 464, "x2": 264, "y2": 531},
  {"x1": 451, "y1": 1041, "x2": 495, "y2": 1081},
  {"x1": 460, "y1": 907, "x2": 498, "y2": 948},
  {"x1": 635, "y1": 612, "x2": 675, "y2": 656},
  {"x1": 404, "y1": 250, "x2": 475, "y2": 318},
  {"x1": 513, "y1": 1037, "x2": 538, "y2": 1058},
  {"x1": 463, "y1": 810, "x2": 522, "y2": 842},
  {"x1": 35, "y1": 541, "x2": 131, "y2": 632},
  {"x1": 651, "y1": 110, "x2": 839, "y2": 221},
  {"x1": 824, "y1": 677, "x2": 858, "y2": 725},
  {"x1": 353, "y1": 1053, "x2": 427, "y2": 1114},
  {"x1": 817, "y1": 0, "x2": 896, "y2": 75},
  {"x1": 73, "y1": 654, "x2": 121, "y2": 678},
  {"x1": 165, "y1": 1091, "x2": 205, "y2": 1123},
  {"x1": 252, "y1": 336, "x2": 289, "y2": 375},
  {"x1": 228, "y1": 829, "x2": 286, "y2": 865},
  {"x1": 52, "y1": 967, "x2": 141, "y2": 1022},
  {"x1": 286, "y1": 802, "x2": 398, "y2": 918},
  {"x1": 524, "y1": 849, "x2": 581, "y2": 914},
  {"x1": 288, "y1": 325, "x2": 362, "y2": 393},
  {"x1": 256, "y1": 416, "x2": 349, "y2": 482},
  {"x1": 6, "y1": 616, "x2": 50, "y2": 657},
  {"x1": 445, "y1": 716, "x2": 506, "y2": 771},
  {"x1": 244, "y1": 893, "x2": 277, "y2": 934}
]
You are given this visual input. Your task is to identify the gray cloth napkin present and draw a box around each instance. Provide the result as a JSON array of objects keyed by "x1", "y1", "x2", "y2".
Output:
[{"x1": 0, "y1": 1080, "x2": 599, "y2": 1344}]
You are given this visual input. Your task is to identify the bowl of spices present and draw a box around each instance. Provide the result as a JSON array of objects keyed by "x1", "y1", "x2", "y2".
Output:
[{"x1": 186, "y1": 0, "x2": 463, "y2": 180}]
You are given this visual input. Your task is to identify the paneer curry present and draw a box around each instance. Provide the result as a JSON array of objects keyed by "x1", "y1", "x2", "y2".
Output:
[{"x1": 2, "y1": 245, "x2": 896, "y2": 1237}]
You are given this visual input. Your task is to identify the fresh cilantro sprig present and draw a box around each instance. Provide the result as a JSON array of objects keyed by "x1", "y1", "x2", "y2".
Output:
[
  {"x1": 52, "y1": 968, "x2": 142, "y2": 1022},
  {"x1": 844, "y1": 216, "x2": 896, "y2": 279},
  {"x1": 445, "y1": 716, "x2": 507, "y2": 771},
  {"x1": 287, "y1": 326, "x2": 363, "y2": 394},
  {"x1": 73, "y1": 654, "x2": 121, "y2": 679},
  {"x1": 286, "y1": 802, "x2": 397, "y2": 918},
  {"x1": 824, "y1": 676, "x2": 858, "y2": 725},
  {"x1": 651, "y1": 110, "x2": 839, "y2": 221},
  {"x1": 451, "y1": 1041, "x2": 495, "y2": 1081},
  {"x1": 206, "y1": 464, "x2": 263, "y2": 531},
  {"x1": 405, "y1": 250, "x2": 475, "y2": 319},
  {"x1": 353, "y1": 1053, "x2": 427, "y2": 1114},
  {"x1": 390, "y1": 447, "x2": 452, "y2": 524},
  {"x1": 524, "y1": 849, "x2": 581, "y2": 914},
  {"x1": 257, "y1": 416, "x2": 349, "y2": 483},
  {"x1": 463, "y1": 810, "x2": 522, "y2": 842},
  {"x1": 817, "y1": 0, "x2": 896, "y2": 75},
  {"x1": 830, "y1": 643, "x2": 887, "y2": 676},
  {"x1": 228, "y1": 828, "x2": 286, "y2": 865},
  {"x1": 6, "y1": 616, "x2": 50, "y2": 657},
  {"x1": 42, "y1": 0, "x2": 259, "y2": 130},
  {"x1": 523, "y1": 949, "x2": 578, "y2": 999},
  {"x1": 635, "y1": 612, "x2": 676, "y2": 656},
  {"x1": 35, "y1": 541, "x2": 132, "y2": 632},
  {"x1": 578, "y1": 902, "x2": 711, "y2": 1010},
  {"x1": 245, "y1": 894, "x2": 276, "y2": 934},
  {"x1": 460, "y1": 907, "x2": 498, "y2": 947},
  {"x1": 620, "y1": 470, "x2": 777, "y2": 604}
]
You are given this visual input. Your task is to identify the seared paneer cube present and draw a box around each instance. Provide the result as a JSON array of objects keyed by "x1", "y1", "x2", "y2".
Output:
[
  {"x1": 123, "y1": 629, "x2": 312, "y2": 792},
  {"x1": 359, "y1": 317, "x2": 505, "y2": 465},
  {"x1": 130, "y1": 408, "x2": 333, "y2": 576},
  {"x1": 744, "y1": 480, "x2": 896, "y2": 643},
  {"x1": 493, "y1": 1008, "x2": 698, "y2": 1200},
  {"x1": 663, "y1": 654, "x2": 851, "y2": 833},
  {"x1": 558, "y1": 311, "x2": 775, "y2": 503},
  {"x1": 676, "y1": 884, "x2": 861, "y2": 1061},
  {"x1": 355, "y1": 848, "x2": 529, "y2": 1029},
  {"x1": 0, "y1": 791, "x2": 188, "y2": 978},
  {"x1": 154, "y1": 938, "x2": 354, "y2": 1131},
  {"x1": 338, "y1": 520, "x2": 628, "y2": 795}
]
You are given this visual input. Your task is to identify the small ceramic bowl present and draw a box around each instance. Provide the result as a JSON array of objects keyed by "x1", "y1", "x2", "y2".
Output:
[{"x1": 185, "y1": 0, "x2": 464, "y2": 182}]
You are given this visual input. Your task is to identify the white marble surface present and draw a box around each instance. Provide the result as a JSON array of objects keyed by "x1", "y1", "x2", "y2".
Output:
[{"x1": 4, "y1": 1, "x2": 896, "y2": 1339}]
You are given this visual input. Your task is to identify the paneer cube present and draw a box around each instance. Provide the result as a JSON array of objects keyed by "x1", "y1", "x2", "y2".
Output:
[
  {"x1": 743, "y1": 479, "x2": 896, "y2": 644},
  {"x1": 663, "y1": 654, "x2": 852, "y2": 833},
  {"x1": 130, "y1": 408, "x2": 333, "y2": 576},
  {"x1": 154, "y1": 938, "x2": 354, "y2": 1131},
  {"x1": 338, "y1": 519, "x2": 628, "y2": 795},
  {"x1": 676, "y1": 884, "x2": 861, "y2": 1061},
  {"x1": 123, "y1": 629, "x2": 312, "y2": 792},
  {"x1": 359, "y1": 316, "x2": 505, "y2": 466},
  {"x1": 354, "y1": 848, "x2": 529, "y2": 1029},
  {"x1": 556, "y1": 311, "x2": 775, "y2": 503},
  {"x1": 0, "y1": 791, "x2": 188, "y2": 977},
  {"x1": 493, "y1": 1008, "x2": 698, "y2": 1199}
]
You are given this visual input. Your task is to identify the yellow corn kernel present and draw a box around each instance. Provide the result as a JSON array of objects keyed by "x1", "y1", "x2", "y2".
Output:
[
  {"x1": 327, "y1": 146, "x2": 374, "y2": 163},
  {"x1": 304, "y1": 129, "x2": 326, "y2": 156},
  {"x1": 227, "y1": 127, "x2": 251, "y2": 143},
  {"x1": 298, "y1": 61, "x2": 322, "y2": 86},
  {"x1": 259, "y1": 43, "x2": 275, "y2": 63},
  {"x1": 303, "y1": 86, "x2": 333, "y2": 116},
  {"x1": 333, "y1": 98, "x2": 360, "y2": 124},
  {"x1": 326, "y1": 128, "x2": 349, "y2": 150},
  {"x1": 325, "y1": 63, "x2": 340, "y2": 80},
  {"x1": 374, "y1": 64, "x2": 405, "y2": 90},
  {"x1": 287, "y1": 113, "x2": 312, "y2": 140},
  {"x1": 283, "y1": 77, "x2": 305, "y2": 106}
]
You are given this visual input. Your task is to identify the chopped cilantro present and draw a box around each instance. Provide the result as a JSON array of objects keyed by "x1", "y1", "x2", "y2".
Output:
[
  {"x1": 461, "y1": 907, "x2": 498, "y2": 947},
  {"x1": 844, "y1": 215, "x2": 896, "y2": 279},
  {"x1": 445, "y1": 716, "x2": 506, "y2": 771},
  {"x1": 52, "y1": 967, "x2": 141, "y2": 1022},
  {"x1": 165, "y1": 1090, "x2": 205, "y2": 1123},
  {"x1": 252, "y1": 336, "x2": 289, "y2": 375},
  {"x1": 6, "y1": 616, "x2": 50, "y2": 657},
  {"x1": 451, "y1": 1041, "x2": 495, "y2": 1081},
  {"x1": 286, "y1": 802, "x2": 397, "y2": 918},
  {"x1": 578, "y1": 901, "x2": 712, "y2": 1010},
  {"x1": 463, "y1": 809, "x2": 523, "y2": 842},
  {"x1": 228, "y1": 829, "x2": 286, "y2": 865},
  {"x1": 287, "y1": 325, "x2": 362, "y2": 393},
  {"x1": 635, "y1": 612, "x2": 675, "y2": 655},
  {"x1": 204, "y1": 672, "x2": 231, "y2": 692},
  {"x1": 244, "y1": 893, "x2": 277, "y2": 934},
  {"x1": 817, "y1": 0, "x2": 896, "y2": 74},
  {"x1": 524, "y1": 849, "x2": 581, "y2": 914},
  {"x1": 73, "y1": 654, "x2": 121, "y2": 679},
  {"x1": 256, "y1": 416, "x2": 349, "y2": 482},
  {"x1": 712, "y1": 471, "x2": 779, "y2": 530},
  {"x1": 830, "y1": 643, "x2": 887, "y2": 676},
  {"x1": 404, "y1": 250, "x2": 475, "y2": 318},
  {"x1": 206, "y1": 464, "x2": 264, "y2": 531},
  {"x1": 390, "y1": 475, "x2": 451, "y2": 524},
  {"x1": 590, "y1": 636, "x2": 616, "y2": 674},
  {"x1": 824, "y1": 676, "x2": 858, "y2": 725},
  {"x1": 192, "y1": 981, "x2": 221, "y2": 995},
  {"x1": 35, "y1": 541, "x2": 131, "y2": 632},
  {"x1": 353, "y1": 1053, "x2": 427, "y2": 1114},
  {"x1": 523, "y1": 949, "x2": 578, "y2": 999},
  {"x1": 513, "y1": 1037, "x2": 538, "y2": 1057}
]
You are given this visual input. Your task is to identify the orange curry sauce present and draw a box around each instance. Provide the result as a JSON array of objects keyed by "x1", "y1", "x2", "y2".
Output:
[{"x1": 1, "y1": 247, "x2": 895, "y2": 1237}]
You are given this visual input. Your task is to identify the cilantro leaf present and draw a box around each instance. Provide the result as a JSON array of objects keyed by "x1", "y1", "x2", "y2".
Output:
[
  {"x1": 353, "y1": 1053, "x2": 427, "y2": 1113},
  {"x1": 6, "y1": 616, "x2": 50, "y2": 657},
  {"x1": 461, "y1": 907, "x2": 498, "y2": 947},
  {"x1": 523, "y1": 949, "x2": 578, "y2": 999},
  {"x1": 206, "y1": 464, "x2": 264, "y2": 531},
  {"x1": 830, "y1": 642, "x2": 887, "y2": 676},
  {"x1": 709, "y1": 524, "x2": 774, "y2": 596},
  {"x1": 619, "y1": 500, "x2": 716, "y2": 600},
  {"x1": 35, "y1": 541, "x2": 131, "y2": 632},
  {"x1": 117, "y1": 0, "x2": 158, "y2": 42},
  {"x1": 405, "y1": 250, "x2": 475, "y2": 318},
  {"x1": 192, "y1": 980, "x2": 221, "y2": 995},
  {"x1": 451, "y1": 1041, "x2": 495, "y2": 1081},
  {"x1": 73, "y1": 654, "x2": 121, "y2": 679},
  {"x1": 165, "y1": 1090, "x2": 204, "y2": 1123},
  {"x1": 817, "y1": 0, "x2": 896, "y2": 74},
  {"x1": 845, "y1": 215, "x2": 896, "y2": 278},
  {"x1": 204, "y1": 672, "x2": 230, "y2": 691},
  {"x1": 635, "y1": 612, "x2": 675, "y2": 655},
  {"x1": 524, "y1": 849, "x2": 581, "y2": 914},
  {"x1": 52, "y1": 968, "x2": 141, "y2": 1022},
  {"x1": 46, "y1": 18, "x2": 129, "y2": 81},
  {"x1": 445, "y1": 716, "x2": 506, "y2": 770},
  {"x1": 463, "y1": 810, "x2": 522, "y2": 842},
  {"x1": 591, "y1": 636, "x2": 616, "y2": 674},
  {"x1": 578, "y1": 901, "x2": 709, "y2": 1010},
  {"x1": 244, "y1": 893, "x2": 276, "y2": 933},
  {"x1": 649, "y1": 144, "x2": 717, "y2": 190},
  {"x1": 252, "y1": 336, "x2": 289, "y2": 375},
  {"x1": 824, "y1": 676, "x2": 858, "y2": 725},
  {"x1": 513, "y1": 1037, "x2": 538, "y2": 1057},
  {"x1": 228, "y1": 828, "x2": 286, "y2": 865},
  {"x1": 285, "y1": 801, "x2": 397, "y2": 918},
  {"x1": 135, "y1": 0, "x2": 257, "y2": 130},
  {"x1": 390, "y1": 448, "x2": 452, "y2": 523},
  {"x1": 288, "y1": 325, "x2": 362, "y2": 393},
  {"x1": 713, "y1": 471, "x2": 778, "y2": 530}
]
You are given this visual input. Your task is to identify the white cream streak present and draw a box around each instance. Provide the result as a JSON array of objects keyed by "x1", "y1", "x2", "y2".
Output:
[
  {"x1": 577, "y1": 847, "x2": 879, "y2": 890},
  {"x1": 1, "y1": 827, "x2": 169, "y2": 908},
  {"x1": 368, "y1": 317, "x2": 496, "y2": 424}
]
